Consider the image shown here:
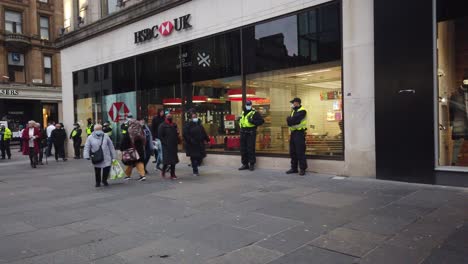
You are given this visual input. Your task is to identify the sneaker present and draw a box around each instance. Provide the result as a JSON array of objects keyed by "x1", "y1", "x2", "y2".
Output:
[
  {"x1": 138, "y1": 176, "x2": 146, "y2": 181},
  {"x1": 238, "y1": 165, "x2": 249, "y2": 170},
  {"x1": 170, "y1": 175, "x2": 178, "y2": 180},
  {"x1": 193, "y1": 173, "x2": 200, "y2": 177},
  {"x1": 286, "y1": 169, "x2": 298, "y2": 174},
  {"x1": 124, "y1": 176, "x2": 131, "y2": 180}
]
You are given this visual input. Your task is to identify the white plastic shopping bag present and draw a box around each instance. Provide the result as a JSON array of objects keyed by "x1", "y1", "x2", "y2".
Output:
[{"x1": 110, "y1": 159, "x2": 125, "y2": 180}]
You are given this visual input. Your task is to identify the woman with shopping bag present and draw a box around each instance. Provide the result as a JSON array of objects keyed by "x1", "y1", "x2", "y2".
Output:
[{"x1": 83, "y1": 124, "x2": 116, "y2": 187}]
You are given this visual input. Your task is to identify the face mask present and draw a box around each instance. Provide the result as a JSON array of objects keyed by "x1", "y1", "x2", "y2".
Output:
[
  {"x1": 291, "y1": 104, "x2": 295, "y2": 109},
  {"x1": 95, "y1": 130, "x2": 104, "y2": 136},
  {"x1": 246, "y1": 106, "x2": 252, "y2": 110},
  {"x1": 192, "y1": 118, "x2": 199, "y2": 123}
]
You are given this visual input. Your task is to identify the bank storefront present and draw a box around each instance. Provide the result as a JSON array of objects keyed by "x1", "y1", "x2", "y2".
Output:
[{"x1": 61, "y1": 0, "x2": 375, "y2": 177}]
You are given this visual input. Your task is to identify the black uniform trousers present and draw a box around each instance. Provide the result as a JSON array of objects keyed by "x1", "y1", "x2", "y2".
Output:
[
  {"x1": 0, "y1": 140, "x2": 11, "y2": 159},
  {"x1": 73, "y1": 138, "x2": 82, "y2": 158},
  {"x1": 289, "y1": 130, "x2": 307, "y2": 171},
  {"x1": 240, "y1": 130, "x2": 257, "y2": 166},
  {"x1": 54, "y1": 144, "x2": 65, "y2": 160}
]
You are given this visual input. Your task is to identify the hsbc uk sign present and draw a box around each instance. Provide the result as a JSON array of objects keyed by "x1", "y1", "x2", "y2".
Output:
[{"x1": 134, "y1": 14, "x2": 192, "y2": 44}]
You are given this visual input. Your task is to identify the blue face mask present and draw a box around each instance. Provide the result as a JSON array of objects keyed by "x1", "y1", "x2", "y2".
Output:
[
  {"x1": 95, "y1": 130, "x2": 104, "y2": 136},
  {"x1": 246, "y1": 106, "x2": 252, "y2": 110},
  {"x1": 192, "y1": 118, "x2": 199, "y2": 123}
]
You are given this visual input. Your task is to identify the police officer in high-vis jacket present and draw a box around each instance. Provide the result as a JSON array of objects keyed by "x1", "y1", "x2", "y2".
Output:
[
  {"x1": 70, "y1": 123, "x2": 82, "y2": 159},
  {"x1": 0, "y1": 124, "x2": 12, "y2": 160},
  {"x1": 121, "y1": 114, "x2": 133, "y2": 136},
  {"x1": 238, "y1": 100, "x2": 264, "y2": 171},
  {"x1": 86, "y1": 118, "x2": 94, "y2": 137},
  {"x1": 286, "y1": 98, "x2": 307, "y2": 176}
]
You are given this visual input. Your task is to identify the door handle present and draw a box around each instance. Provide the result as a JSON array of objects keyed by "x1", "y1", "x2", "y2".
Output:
[{"x1": 398, "y1": 89, "x2": 416, "y2": 94}]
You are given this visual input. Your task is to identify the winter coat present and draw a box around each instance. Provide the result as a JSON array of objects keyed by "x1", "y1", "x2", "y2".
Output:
[
  {"x1": 158, "y1": 121, "x2": 179, "y2": 165},
  {"x1": 120, "y1": 133, "x2": 145, "y2": 164},
  {"x1": 51, "y1": 128, "x2": 67, "y2": 147},
  {"x1": 83, "y1": 132, "x2": 116, "y2": 168},
  {"x1": 183, "y1": 121, "x2": 209, "y2": 158},
  {"x1": 151, "y1": 116, "x2": 165, "y2": 139},
  {"x1": 22, "y1": 127, "x2": 40, "y2": 155}
]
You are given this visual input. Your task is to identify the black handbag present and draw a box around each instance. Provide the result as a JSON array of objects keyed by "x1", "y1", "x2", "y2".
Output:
[{"x1": 90, "y1": 136, "x2": 105, "y2": 164}]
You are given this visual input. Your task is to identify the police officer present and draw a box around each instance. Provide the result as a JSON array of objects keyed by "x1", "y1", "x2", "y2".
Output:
[
  {"x1": 121, "y1": 114, "x2": 133, "y2": 135},
  {"x1": 103, "y1": 122, "x2": 112, "y2": 137},
  {"x1": 286, "y1": 98, "x2": 307, "y2": 176},
  {"x1": 70, "y1": 123, "x2": 82, "y2": 159},
  {"x1": 0, "y1": 124, "x2": 12, "y2": 159},
  {"x1": 86, "y1": 118, "x2": 94, "y2": 137},
  {"x1": 238, "y1": 100, "x2": 264, "y2": 171}
]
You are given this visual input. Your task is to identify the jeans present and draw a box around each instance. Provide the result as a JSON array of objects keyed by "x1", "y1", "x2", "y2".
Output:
[{"x1": 95, "y1": 166, "x2": 110, "y2": 185}]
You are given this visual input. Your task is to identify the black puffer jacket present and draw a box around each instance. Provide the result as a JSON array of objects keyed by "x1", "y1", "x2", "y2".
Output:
[{"x1": 158, "y1": 121, "x2": 179, "y2": 165}]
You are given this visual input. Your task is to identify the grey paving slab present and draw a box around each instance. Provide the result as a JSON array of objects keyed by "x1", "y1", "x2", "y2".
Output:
[
  {"x1": 310, "y1": 227, "x2": 387, "y2": 257},
  {"x1": 6, "y1": 249, "x2": 89, "y2": 264},
  {"x1": 296, "y1": 191, "x2": 364, "y2": 208},
  {"x1": 359, "y1": 244, "x2": 428, "y2": 264},
  {"x1": 256, "y1": 224, "x2": 325, "y2": 254},
  {"x1": 344, "y1": 214, "x2": 416, "y2": 235},
  {"x1": 206, "y1": 245, "x2": 283, "y2": 264},
  {"x1": 0, "y1": 238, "x2": 37, "y2": 263},
  {"x1": 116, "y1": 236, "x2": 223, "y2": 264},
  {"x1": 180, "y1": 223, "x2": 265, "y2": 252},
  {"x1": 0, "y1": 221, "x2": 37, "y2": 237},
  {"x1": 268, "y1": 245, "x2": 357, "y2": 264},
  {"x1": 246, "y1": 215, "x2": 303, "y2": 235}
]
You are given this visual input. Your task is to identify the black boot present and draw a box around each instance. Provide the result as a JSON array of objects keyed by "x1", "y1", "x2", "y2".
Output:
[
  {"x1": 249, "y1": 164, "x2": 255, "y2": 171},
  {"x1": 299, "y1": 170, "x2": 306, "y2": 176},
  {"x1": 238, "y1": 164, "x2": 249, "y2": 170},
  {"x1": 286, "y1": 169, "x2": 298, "y2": 174}
]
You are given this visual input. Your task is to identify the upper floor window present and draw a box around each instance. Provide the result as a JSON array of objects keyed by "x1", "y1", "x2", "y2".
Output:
[
  {"x1": 8, "y1": 52, "x2": 25, "y2": 83},
  {"x1": 5, "y1": 10, "x2": 23, "y2": 34},
  {"x1": 39, "y1": 16, "x2": 50, "y2": 40},
  {"x1": 44, "y1": 56, "x2": 52, "y2": 85}
]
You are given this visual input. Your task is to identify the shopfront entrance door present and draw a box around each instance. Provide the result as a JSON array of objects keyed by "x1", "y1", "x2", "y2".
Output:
[{"x1": 374, "y1": 0, "x2": 435, "y2": 183}]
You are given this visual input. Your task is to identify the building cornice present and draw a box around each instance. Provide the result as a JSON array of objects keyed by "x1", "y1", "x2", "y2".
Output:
[{"x1": 56, "y1": 0, "x2": 191, "y2": 49}]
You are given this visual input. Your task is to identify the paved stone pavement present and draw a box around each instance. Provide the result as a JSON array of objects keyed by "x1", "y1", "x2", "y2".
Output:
[{"x1": 0, "y1": 153, "x2": 467, "y2": 264}]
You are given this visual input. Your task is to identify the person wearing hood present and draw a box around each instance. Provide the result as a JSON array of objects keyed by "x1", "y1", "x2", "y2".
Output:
[
  {"x1": 50, "y1": 123, "x2": 67, "y2": 162},
  {"x1": 238, "y1": 100, "x2": 264, "y2": 171},
  {"x1": 70, "y1": 123, "x2": 82, "y2": 159},
  {"x1": 158, "y1": 113, "x2": 180, "y2": 180},
  {"x1": 183, "y1": 112, "x2": 209, "y2": 176},
  {"x1": 84, "y1": 125, "x2": 116, "y2": 187}
]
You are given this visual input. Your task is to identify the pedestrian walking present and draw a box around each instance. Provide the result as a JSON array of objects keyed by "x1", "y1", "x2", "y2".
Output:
[
  {"x1": 0, "y1": 124, "x2": 12, "y2": 160},
  {"x1": 70, "y1": 123, "x2": 82, "y2": 159},
  {"x1": 120, "y1": 114, "x2": 134, "y2": 136},
  {"x1": 22, "y1": 121, "x2": 40, "y2": 168},
  {"x1": 183, "y1": 113, "x2": 209, "y2": 176},
  {"x1": 51, "y1": 123, "x2": 67, "y2": 162},
  {"x1": 238, "y1": 100, "x2": 264, "y2": 171},
  {"x1": 35, "y1": 123, "x2": 46, "y2": 165},
  {"x1": 46, "y1": 121, "x2": 55, "y2": 156},
  {"x1": 140, "y1": 118, "x2": 154, "y2": 174},
  {"x1": 151, "y1": 109, "x2": 165, "y2": 165},
  {"x1": 120, "y1": 119, "x2": 146, "y2": 181},
  {"x1": 158, "y1": 113, "x2": 180, "y2": 179},
  {"x1": 83, "y1": 124, "x2": 116, "y2": 187},
  {"x1": 18, "y1": 125, "x2": 24, "y2": 152},
  {"x1": 86, "y1": 118, "x2": 94, "y2": 137},
  {"x1": 286, "y1": 97, "x2": 307, "y2": 176}
]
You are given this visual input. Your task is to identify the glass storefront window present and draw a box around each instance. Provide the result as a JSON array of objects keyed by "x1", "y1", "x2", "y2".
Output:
[
  {"x1": 182, "y1": 30, "x2": 242, "y2": 152},
  {"x1": 437, "y1": 1, "x2": 468, "y2": 167},
  {"x1": 72, "y1": 1, "x2": 343, "y2": 159}
]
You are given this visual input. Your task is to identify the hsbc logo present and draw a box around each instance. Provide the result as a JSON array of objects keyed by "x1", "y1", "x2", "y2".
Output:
[{"x1": 134, "y1": 14, "x2": 192, "y2": 44}]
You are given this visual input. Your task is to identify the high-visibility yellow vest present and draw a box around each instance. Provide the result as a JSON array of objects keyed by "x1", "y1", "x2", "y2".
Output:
[
  {"x1": 86, "y1": 124, "x2": 93, "y2": 135},
  {"x1": 239, "y1": 110, "x2": 256, "y2": 128},
  {"x1": 3, "y1": 128, "x2": 12, "y2": 140},
  {"x1": 71, "y1": 130, "x2": 78, "y2": 138},
  {"x1": 289, "y1": 106, "x2": 307, "y2": 131}
]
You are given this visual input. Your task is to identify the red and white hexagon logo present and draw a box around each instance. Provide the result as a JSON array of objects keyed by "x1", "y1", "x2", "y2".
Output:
[
  {"x1": 108, "y1": 102, "x2": 130, "y2": 123},
  {"x1": 159, "y1": 21, "x2": 174, "y2": 36}
]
